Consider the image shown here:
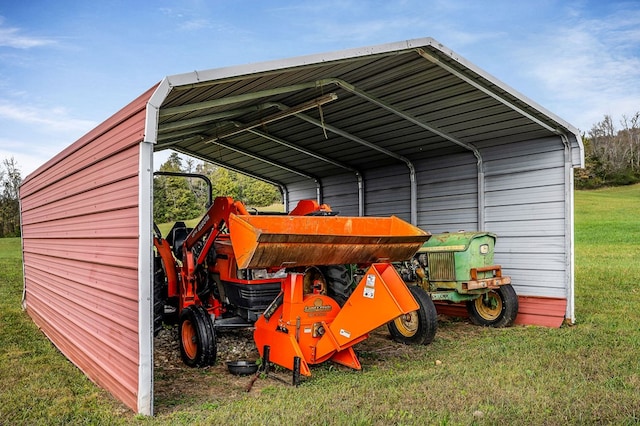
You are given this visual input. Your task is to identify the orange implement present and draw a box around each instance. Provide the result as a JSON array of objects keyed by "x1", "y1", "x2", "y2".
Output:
[
  {"x1": 253, "y1": 263, "x2": 419, "y2": 376},
  {"x1": 229, "y1": 214, "x2": 430, "y2": 269}
]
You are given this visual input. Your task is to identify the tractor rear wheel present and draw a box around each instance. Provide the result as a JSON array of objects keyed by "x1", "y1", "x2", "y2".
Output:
[
  {"x1": 153, "y1": 256, "x2": 166, "y2": 336},
  {"x1": 320, "y1": 265, "x2": 353, "y2": 307},
  {"x1": 466, "y1": 284, "x2": 519, "y2": 327},
  {"x1": 387, "y1": 285, "x2": 437, "y2": 345},
  {"x1": 179, "y1": 305, "x2": 217, "y2": 367}
]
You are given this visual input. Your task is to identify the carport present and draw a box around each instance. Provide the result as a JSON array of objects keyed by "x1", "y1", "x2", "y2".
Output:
[{"x1": 20, "y1": 38, "x2": 583, "y2": 414}]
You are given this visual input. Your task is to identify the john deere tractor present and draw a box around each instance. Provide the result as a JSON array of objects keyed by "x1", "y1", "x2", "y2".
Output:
[{"x1": 395, "y1": 231, "x2": 519, "y2": 328}]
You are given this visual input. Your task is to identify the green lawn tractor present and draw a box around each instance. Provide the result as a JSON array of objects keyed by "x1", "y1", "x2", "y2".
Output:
[{"x1": 395, "y1": 231, "x2": 519, "y2": 328}]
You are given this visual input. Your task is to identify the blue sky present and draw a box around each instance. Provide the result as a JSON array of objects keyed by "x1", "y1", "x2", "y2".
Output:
[{"x1": 1, "y1": 0, "x2": 639, "y2": 176}]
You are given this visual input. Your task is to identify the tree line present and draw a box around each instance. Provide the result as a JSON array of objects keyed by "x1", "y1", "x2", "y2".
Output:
[
  {"x1": 575, "y1": 112, "x2": 640, "y2": 189},
  {"x1": 153, "y1": 152, "x2": 281, "y2": 224}
]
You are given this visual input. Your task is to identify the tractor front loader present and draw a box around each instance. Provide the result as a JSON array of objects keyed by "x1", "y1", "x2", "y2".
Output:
[{"x1": 153, "y1": 194, "x2": 432, "y2": 377}]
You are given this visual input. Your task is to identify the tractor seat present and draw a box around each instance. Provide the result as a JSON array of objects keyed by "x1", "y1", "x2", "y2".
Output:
[{"x1": 166, "y1": 221, "x2": 189, "y2": 260}]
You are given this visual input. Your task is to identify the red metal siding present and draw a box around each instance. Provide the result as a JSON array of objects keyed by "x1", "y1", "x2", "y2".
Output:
[
  {"x1": 435, "y1": 295, "x2": 567, "y2": 328},
  {"x1": 20, "y1": 87, "x2": 155, "y2": 413},
  {"x1": 512, "y1": 296, "x2": 567, "y2": 328}
]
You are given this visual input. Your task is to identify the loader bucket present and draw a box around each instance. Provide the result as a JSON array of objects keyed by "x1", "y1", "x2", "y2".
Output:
[{"x1": 228, "y1": 214, "x2": 430, "y2": 269}]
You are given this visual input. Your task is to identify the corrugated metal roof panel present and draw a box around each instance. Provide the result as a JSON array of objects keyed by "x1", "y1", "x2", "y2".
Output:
[{"x1": 153, "y1": 38, "x2": 582, "y2": 189}]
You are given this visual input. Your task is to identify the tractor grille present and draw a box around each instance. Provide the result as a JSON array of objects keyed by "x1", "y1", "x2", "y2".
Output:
[{"x1": 427, "y1": 252, "x2": 456, "y2": 281}]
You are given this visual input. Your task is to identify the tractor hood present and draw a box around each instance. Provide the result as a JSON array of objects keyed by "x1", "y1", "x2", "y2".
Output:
[{"x1": 419, "y1": 231, "x2": 496, "y2": 253}]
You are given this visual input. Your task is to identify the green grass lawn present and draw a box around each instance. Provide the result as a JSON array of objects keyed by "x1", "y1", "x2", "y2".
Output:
[
  {"x1": 0, "y1": 238, "x2": 133, "y2": 424},
  {"x1": 1, "y1": 185, "x2": 640, "y2": 424}
]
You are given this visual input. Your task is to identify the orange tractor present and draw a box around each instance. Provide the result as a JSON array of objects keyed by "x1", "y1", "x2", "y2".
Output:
[{"x1": 153, "y1": 182, "x2": 436, "y2": 378}]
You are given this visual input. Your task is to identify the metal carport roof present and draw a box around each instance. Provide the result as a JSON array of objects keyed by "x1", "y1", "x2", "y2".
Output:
[{"x1": 145, "y1": 37, "x2": 583, "y2": 226}]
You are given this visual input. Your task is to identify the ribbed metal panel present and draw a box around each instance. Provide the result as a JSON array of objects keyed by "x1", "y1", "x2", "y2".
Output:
[
  {"x1": 320, "y1": 172, "x2": 360, "y2": 217},
  {"x1": 483, "y1": 137, "x2": 568, "y2": 300},
  {"x1": 286, "y1": 180, "x2": 319, "y2": 210},
  {"x1": 415, "y1": 153, "x2": 479, "y2": 233},
  {"x1": 435, "y1": 295, "x2": 567, "y2": 327},
  {"x1": 20, "y1": 87, "x2": 153, "y2": 413},
  {"x1": 361, "y1": 164, "x2": 411, "y2": 221}
]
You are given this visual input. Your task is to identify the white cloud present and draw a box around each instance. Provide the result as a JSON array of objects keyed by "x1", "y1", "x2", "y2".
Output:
[
  {"x1": 180, "y1": 19, "x2": 211, "y2": 31},
  {"x1": 0, "y1": 142, "x2": 64, "y2": 177},
  {"x1": 0, "y1": 101, "x2": 96, "y2": 133},
  {"x1": 158, "y1": 7, "x2": 229, "y2": 33},
  {"x1": 0, "y1": 101, "x2": 97, "y2": 176},
  {"x1": 0, "y1": 17, "x2": 56, "y2": 49},
  {"x1": 504, "y1": 5, "x2": 640, "y2": 132}
]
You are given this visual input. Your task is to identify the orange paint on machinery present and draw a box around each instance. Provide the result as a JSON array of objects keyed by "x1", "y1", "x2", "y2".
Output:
[{"x1": 153, "y1": 194, "x2": 430, "y2": 377}]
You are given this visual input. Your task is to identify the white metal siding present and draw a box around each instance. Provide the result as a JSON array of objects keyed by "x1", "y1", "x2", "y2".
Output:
[
  {"x1": 287, "y1": 134, "x2": 569, "y2": 301},
  {"x1": 362, "y1": 164, "x2": 411, "y2": 221},
  {"x1": 415, "y1": 152, "x2": 479, "y2": 232},
  {"x1": 319, "y1": 172, "x2": 360, "y2": 216},
  {"x1": 286, "y1": 180, "x2": 318, "y2": 211},
  {"x1": 483, "y1": 136, "x2": 568, "y2": 298}
]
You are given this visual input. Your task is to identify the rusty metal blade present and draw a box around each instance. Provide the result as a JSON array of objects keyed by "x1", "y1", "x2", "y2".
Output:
[{"x1": 228, "y1": 214, "x2": 430, "y2": 269}]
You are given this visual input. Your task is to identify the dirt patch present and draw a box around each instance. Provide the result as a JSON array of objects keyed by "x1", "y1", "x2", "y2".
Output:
[
  {"x1": 153, "y1": 326, "x2": 262, "y2": 411},
  {"x1": 153, "y1": 316, "x2": 473, "y2": 413}
]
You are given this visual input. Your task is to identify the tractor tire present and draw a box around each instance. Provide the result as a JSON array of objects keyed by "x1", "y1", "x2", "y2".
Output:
[
  {"x1": 320, "y1": 265, "x2": 353, "y2": 307},
  {"x1": 466, "y1": 284, "x2": 519, "y2": 327},
  {"x1": 178, "y1": 305, "x2": 217, "y2": 367},
  {"x1": 153, "y1": 256, "x2": 166, "y2": 337},
  {"x1": 387, "y1": 285, "x2": 437, "y2": 345}
]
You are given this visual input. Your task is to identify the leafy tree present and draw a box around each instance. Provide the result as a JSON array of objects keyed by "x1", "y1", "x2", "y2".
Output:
[
  {"x1": 576, "y1": 112, "x2": 640, "y2": 189},
  {"x1": 153, "y1": 153, "x2": 201, "y2": 223},
  {"x1": 0, "y1": 157, "x2": 22, "y2": 237},
  {"x1": 238, "y1": 174, "x2": 280, "y2": 206},
  {"x1": 212, "y1": 168, "x2": 240, "y2": 201},
  {"x1": 153, "y1": 152, "x2": 282, "y2": 224}
]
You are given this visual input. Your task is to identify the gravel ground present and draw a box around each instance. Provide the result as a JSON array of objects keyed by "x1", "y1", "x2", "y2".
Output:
[
  {"x1": 153, "y1": 324, "x2": 266, "y2": 412},
  {"x1": 154, "y1": 324, "x2": 260, "y2": 370}
]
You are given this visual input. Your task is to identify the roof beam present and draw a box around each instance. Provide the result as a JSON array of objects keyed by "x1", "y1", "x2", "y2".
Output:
[
  {"x1": 416, "y1": 48, "x2": 559, "y2": 134},
  {"x1": 157, "y1": 127, "x2": 212, "y2": 144},
  {"x1": 243, "y1": 127, "x2": 365, "y2": 216},
  {"x1": 156, "y1": 75, "x2": 491, "y2": 225},
  {"x1": 158, "y1": 104, "x2": 279, "y2": 132},
  {"x1": 329, "y1": 77, "x2": 486, "y2": 228},
  {"x1": 198, "y1": 136, "x2": 324, "y2": 204},
  {"x1": 206, "y1": 94, "x2": 337, "y2": 142},
  {"x1": 203, "y1": 138, "x2": 319, "y2": 182},
  {"x1": 329, "y1": 78, "x2": 483, "y2": 164},
  {"x1": 270, "y1": 102, "x2": 419, "y2": 225},
  {"x1": 159, "y1": 81, "x2": 336, "y2": 117}
]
